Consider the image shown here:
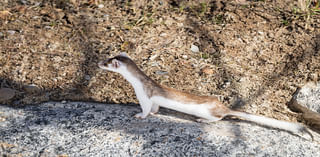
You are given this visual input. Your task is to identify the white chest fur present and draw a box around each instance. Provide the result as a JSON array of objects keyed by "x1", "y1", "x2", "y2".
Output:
[{"x1": 119, "y1": 69, "x2": 149, "y2": 104}]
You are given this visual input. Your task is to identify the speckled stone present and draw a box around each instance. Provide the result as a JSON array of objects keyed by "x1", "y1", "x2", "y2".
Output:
[
  {"x1": 0, "y1": 102, "x2": 319, "y2": 156},
  {"x1": 296, "y1": 82, "x2": 320, "y2": 113}
]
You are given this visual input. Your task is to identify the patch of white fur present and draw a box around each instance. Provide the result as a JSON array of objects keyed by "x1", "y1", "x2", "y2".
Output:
[
  {"x1": 150, "y1": 96, "x2": 215, "y2": 120},
  {"x1": 118, "y1": 67, "x2": 153, "y2": 118},
  {"x1": 118, "y1": 68, "x2": 146, "y2": 100}
]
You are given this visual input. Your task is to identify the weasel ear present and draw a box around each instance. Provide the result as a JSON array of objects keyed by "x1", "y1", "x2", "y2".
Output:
[
  {"x1": 119, "y1": 52, "x2": 128, "y2": 57},
  {"x1": 111, "y1": 59, "x2": 121, "y2": 68}
]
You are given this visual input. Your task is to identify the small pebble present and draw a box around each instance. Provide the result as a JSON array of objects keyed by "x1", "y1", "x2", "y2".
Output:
[
  {"x1": 85, "y1": 75, "x2": 91, "y2": 81},
  {"x1": 182, "y1": 55, "x2": 188, "y2": 59},
  {"x1": 7, "y1": 30, "x2": 16, "y2": 35},
  {"x1": 149, "y1": 54, "x2": 158, "y2": 60},
  {"x1": 155, "y1": 71, "x2": 168, "y2": 75},
  {"x1": 23, "y1": 84, "x2": 40, "y2": 94},
  {"x1": 159, "y1": 33, "x2": 167, "y2": 37},
  {"x1": 98, "y1": 4, "x2": 104, "y2": 8},
  {"x1": 190, "y1": 44, "x2": 199, "y2": 53},
  {"x1": 103, "y1": 14, "x2": 109, "y2": 20},
  {"x1": 44, "y1": 26, "x2": 52, "y2": 29},
  {"x1": 20, "y1": 0, "x2": 27, "y2": 4},
  {"x1": 151, "y1": 62, "x2": 158, "y2": 66}
]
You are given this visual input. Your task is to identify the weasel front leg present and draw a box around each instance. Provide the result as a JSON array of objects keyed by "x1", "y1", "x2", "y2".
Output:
[{"x1": 134, "y1": 98, "x2": 153, "y2": 119}]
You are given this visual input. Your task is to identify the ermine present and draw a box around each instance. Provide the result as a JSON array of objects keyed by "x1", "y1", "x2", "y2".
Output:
[{"x1": 99, "y1": 53, "x2": 313, "y2": 139}]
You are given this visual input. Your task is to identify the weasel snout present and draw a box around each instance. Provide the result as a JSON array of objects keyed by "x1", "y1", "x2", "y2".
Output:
[
  {"x1": 98, "y1": 61, "x2": 105, "y2": 69},
  {"x1": 98, "y1": 60, "x2": 109, "y2": 70}
]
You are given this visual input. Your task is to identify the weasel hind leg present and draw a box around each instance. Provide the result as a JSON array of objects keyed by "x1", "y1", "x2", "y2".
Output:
[{"x1": 150, "y1": 104, "x2": 159, "y2": 114}]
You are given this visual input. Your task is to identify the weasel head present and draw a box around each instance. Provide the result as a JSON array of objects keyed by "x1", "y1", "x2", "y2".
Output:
[{"x1": 98, "y1": 53, "x2": 131, "y2": 73}]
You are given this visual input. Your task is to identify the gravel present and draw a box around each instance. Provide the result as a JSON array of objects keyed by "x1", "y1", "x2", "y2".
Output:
[{"x1": 0, "y1": 102, "x2": 319, "y2": 156}]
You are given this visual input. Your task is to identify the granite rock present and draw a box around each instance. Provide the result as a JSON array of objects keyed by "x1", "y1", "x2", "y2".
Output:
[
  {"x1": 0, "y1": 102, "x2": 319, "y2": 156},
  {"x1": 295, "y1": 82, "x2": 320, "y2": 113}
]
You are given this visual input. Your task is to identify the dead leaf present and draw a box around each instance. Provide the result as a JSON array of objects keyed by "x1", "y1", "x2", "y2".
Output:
[
  {"x1": 69, "y1": 0, "x2": 77, "y2": 5},
  {"x1": 201, "y1": 67, "x2": 215, "y2": 75},
  {"x1": 40, "y1": 9, "x2": 49, "y2": 15},
  {"x1": 12, "y1": 6, "x2": 27, "y2": 13},
  {"x1": 113, "y1": 136, "x2": 121, "y2": 142},
  {"x1": 121, "y1": 41, "x2": 134, "y2": 51},
  {"x1": 0, "y1": 10, "x2": 12, "y2": 19},
  {"x1": 235, "y1": 0, "x2": 249, "y2": 5},
  {"x1": 88, "y1": 0, "x2": 98, "y2": 5},
  {"x1": 0, "y1": 142, "x2": 15, "y2": 148},
  {"x1": 298, "y1": 0, "x2": 308, "y2": 12}
]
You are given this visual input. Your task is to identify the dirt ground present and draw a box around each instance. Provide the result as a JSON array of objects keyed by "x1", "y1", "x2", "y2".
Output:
[{"x1": 0, "y1": 0, "x2": 320, "y2": 123}]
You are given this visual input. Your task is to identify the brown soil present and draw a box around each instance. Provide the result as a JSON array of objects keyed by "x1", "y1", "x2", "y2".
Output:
[{"x1": 1, "y1": 0, "x2": 320, "y2": 123}]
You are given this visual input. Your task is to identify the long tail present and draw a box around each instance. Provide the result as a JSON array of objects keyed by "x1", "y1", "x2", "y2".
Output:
[{"x1": 228, "y1": 110, "x2": 313, "y2": 140}]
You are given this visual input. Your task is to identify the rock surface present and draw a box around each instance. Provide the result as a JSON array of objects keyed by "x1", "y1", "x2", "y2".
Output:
[
  {"x1": 287, "y1": 82, "x2": 320, "y2": 133},
  {"x1": 295, "y1": 82, "x2": 320, "y2": 113},
  {"x1": 23, "y1": 84, "x2": 41, "y2": 94},
  {"x1": 0, "y1": 102, "x2": 320, "y2": 156},
  {"x1": 0, "y1": 88, "x2": 15, "y2": 102}
]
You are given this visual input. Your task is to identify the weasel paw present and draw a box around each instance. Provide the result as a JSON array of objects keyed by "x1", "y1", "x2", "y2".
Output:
[
  {"x1": 150, "y1": 112, "x2": 157, "y2": 115},
  {"x1": 134, "y1": 113, "x2": 147, "y2": 119}
]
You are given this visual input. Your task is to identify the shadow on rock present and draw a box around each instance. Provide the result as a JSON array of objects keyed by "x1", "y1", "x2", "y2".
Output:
[{"x1": 0, "y1": 102, "x2": 248, "y2": 156}]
